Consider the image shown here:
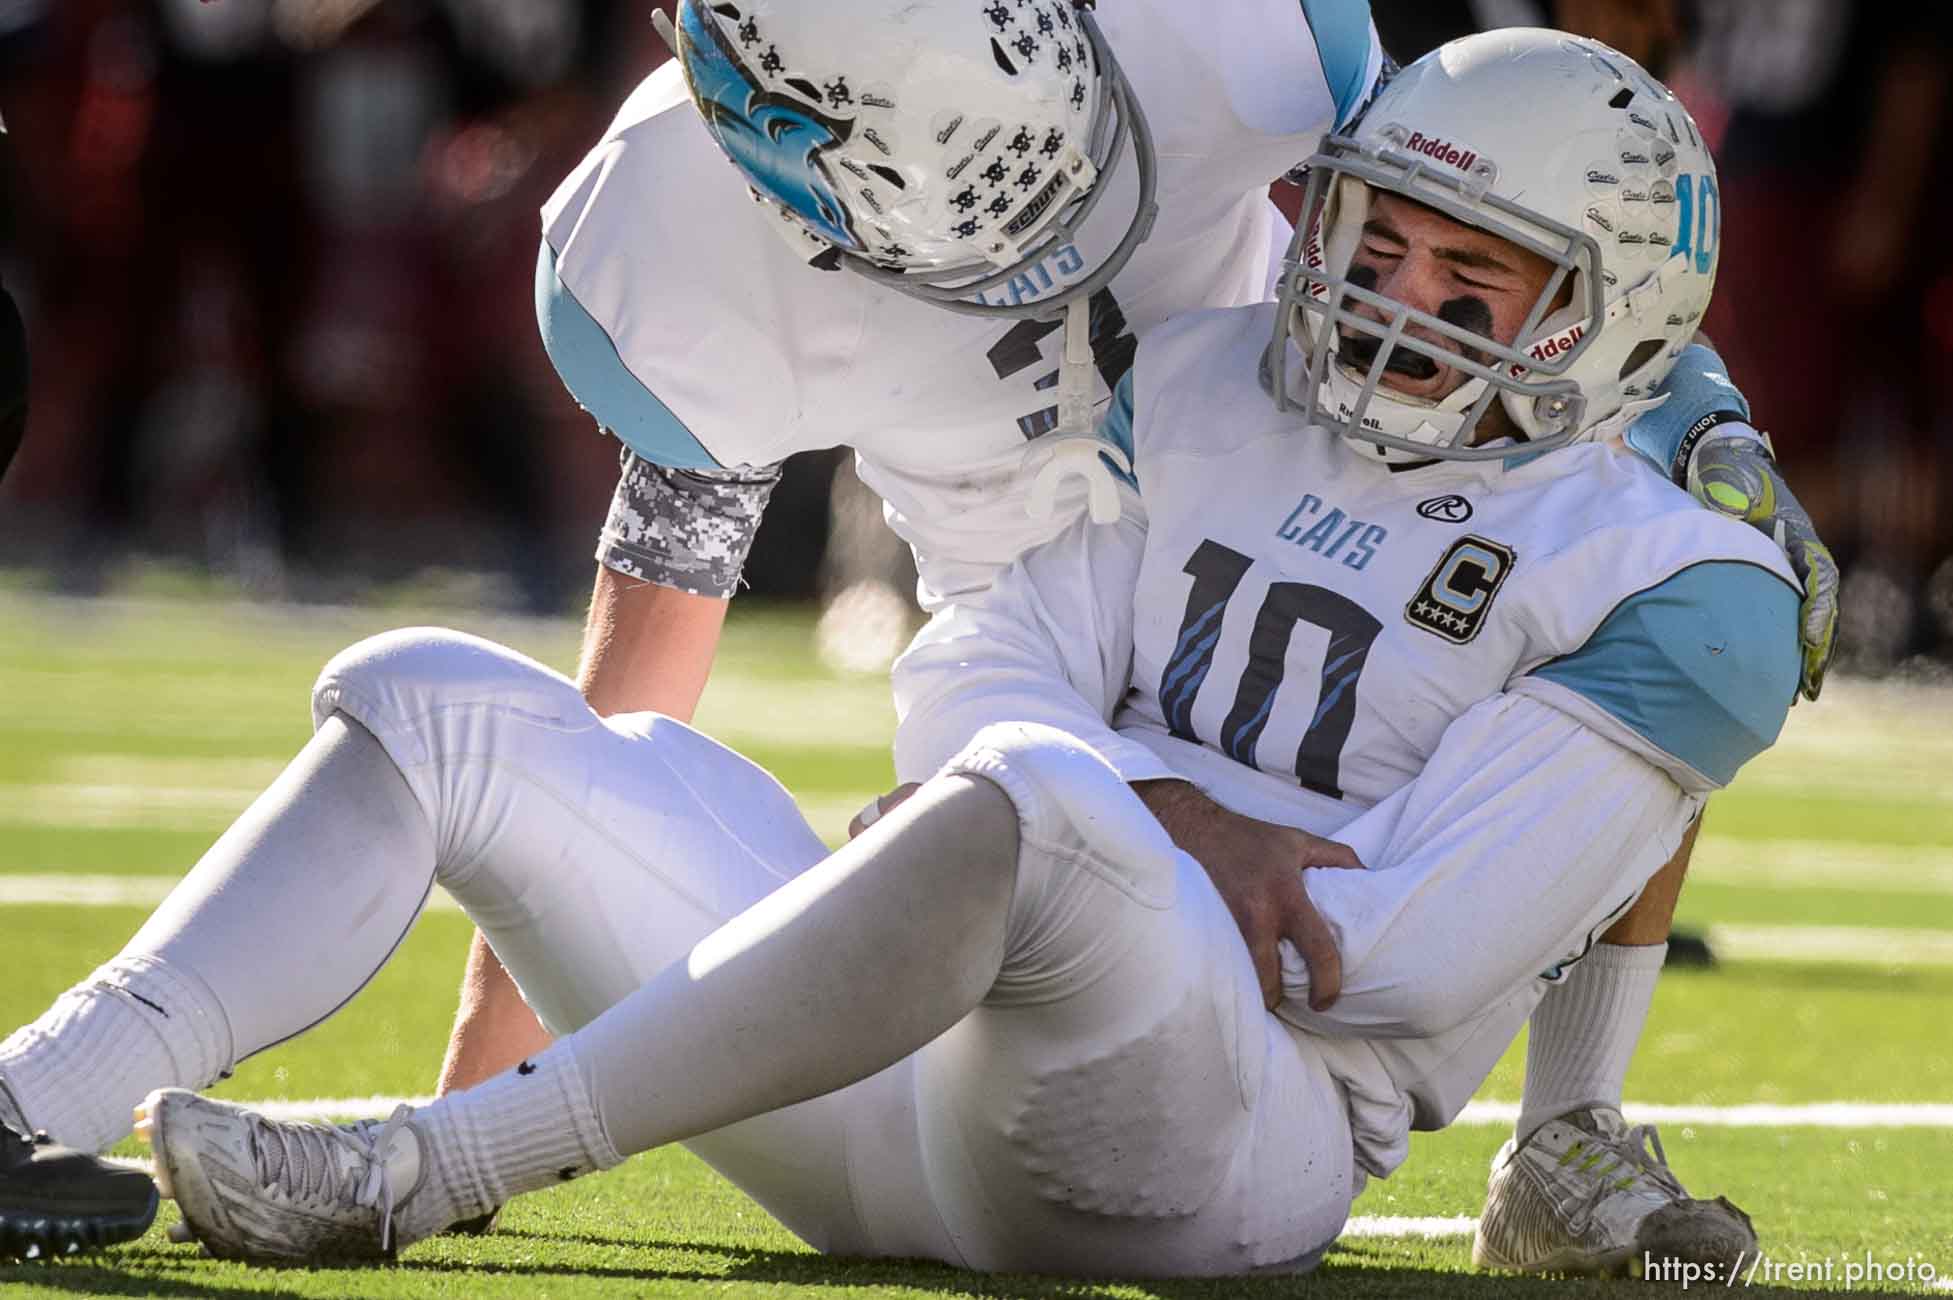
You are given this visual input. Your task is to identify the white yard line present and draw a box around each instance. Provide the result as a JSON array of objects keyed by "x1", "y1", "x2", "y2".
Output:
[
  {"x1": 1455, "y1": 1100, "x2": 1953, "y2": 1128},
  {"x1": 1339, "y1": 1216, "x2": 1478, "y2": 1238},
  {"x1": 1691, "y1": 838, "x2": 1953, "y2": 895},
  {"x1": 1705, "y1": 924, "x2": 1953, "y2": 967},
  {"x1": 0, "y1": 874, "x2": 463, "y2": 911},
  {"x1": 0, "y1": 785, "x2": 264, "y2": 832},
  {"x1": 14, "y1": 875, "x2": 1953, "y2": 973}
]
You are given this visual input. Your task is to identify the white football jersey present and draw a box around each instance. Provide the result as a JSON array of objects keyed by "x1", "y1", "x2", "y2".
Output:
[
  {"x1": 892, "y1": 303, "x2": 1803, "y2": 1170},
  {"x1": 897, "y1": 303, "x2": 1803, "y2": 804},
  {"x1": 540, "y1": 0, "x2": 1383, "y2": 601}
]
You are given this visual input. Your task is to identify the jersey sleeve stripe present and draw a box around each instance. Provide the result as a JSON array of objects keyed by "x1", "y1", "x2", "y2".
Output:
[
  {"x1": 1523, "y1": 560, "x2": 1800, "y2": 789},
  {"x1": 1098, "y1": 368, "x2": 1139, "y2": 488},
  {"x1": 1298, "y1": 0, "x2": 1384, "y2": 129},
  {"x1": 535, "y1": 240, "x2": 725, "y2": 471}
]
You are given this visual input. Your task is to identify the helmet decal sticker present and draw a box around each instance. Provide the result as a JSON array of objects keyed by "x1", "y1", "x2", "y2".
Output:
[{"x1": 678, "y1": 1, "x2": 863, "y2": 251}]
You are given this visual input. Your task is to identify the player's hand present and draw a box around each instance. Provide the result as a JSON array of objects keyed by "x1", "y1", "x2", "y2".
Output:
[
  {"x1": 1132, "y1": 779, "x2": 1361, "y2": 1011},
  {"x1": 1686, "y1": 433, "x2": 1840, "y2": 701},
  {"x1": 849, "y1": 783, "x2": 921, "y2": 838}
]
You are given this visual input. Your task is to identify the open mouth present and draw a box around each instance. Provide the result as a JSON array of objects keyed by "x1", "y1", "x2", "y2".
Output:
[{"x1": 1340, "y1": 331, "x2": 1441, "y2": 382}]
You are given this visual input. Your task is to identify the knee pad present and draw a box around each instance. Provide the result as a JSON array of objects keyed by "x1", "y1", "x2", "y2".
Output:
[
  {"x1": 942, "y1": 722, "x2": 1181, "y2": 911},
  {"x1": 312, "y1": 627, "x2": 594, "y2": 768}
]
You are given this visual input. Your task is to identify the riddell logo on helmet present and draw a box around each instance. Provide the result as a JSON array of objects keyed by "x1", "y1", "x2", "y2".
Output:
[
  {"x1": 1402, "y1": 131, "x2": 1479, "y2": 173},
  {"x1": 1302, "y1": 223, "x2": 1328, "y2": 298},
  {"x1": 1508, "y1": 323, "x2": 1586, "y2": 376}
]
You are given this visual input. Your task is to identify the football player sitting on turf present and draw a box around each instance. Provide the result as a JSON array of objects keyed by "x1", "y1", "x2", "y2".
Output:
[{"x1": 6, "y1": 30, "x2": 1784, "y2": 1275}]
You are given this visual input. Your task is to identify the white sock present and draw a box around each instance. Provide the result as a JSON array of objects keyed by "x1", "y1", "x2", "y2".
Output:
[
  {"x1": 1518, "y1": 941, "x2": 1666, "y2": 1144},
  {"x1": 0, "y1": 955, "x2": 234, "y2": 1152},
  {"x1": 400, "y1": 1039, "x2": 621, "y2": 1243}
]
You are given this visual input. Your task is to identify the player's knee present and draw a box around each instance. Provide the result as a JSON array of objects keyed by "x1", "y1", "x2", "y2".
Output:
[
  {"x1": 942, "y1": 721, "x2": 1181, "y2": 909},
  {"x1": 1343, "y1": 968, "x2": 1496, "y2": 1039},
  {"x1": 312, "y1": 627, "x2": 591, "y2": 765},
  {"x1": 941, "y1": 718, "x2": 1156, "y2": 858},
  {"x1": 1393, "y1": 988, "x2": 1486, "y2": 1040}
]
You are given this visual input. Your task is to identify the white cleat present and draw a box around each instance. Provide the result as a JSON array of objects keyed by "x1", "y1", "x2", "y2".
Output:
[
  {"x1": 1472, "y1": 1107, "x2": 1757, "y2": 1277},
  {"x1": 135, "y1": 1089, "x2": 425, "y2": 1264}
]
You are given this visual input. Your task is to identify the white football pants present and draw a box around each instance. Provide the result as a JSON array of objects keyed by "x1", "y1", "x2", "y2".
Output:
[{"x1": 313, "y1": 628, "x2": 1357, "y2": 1275}]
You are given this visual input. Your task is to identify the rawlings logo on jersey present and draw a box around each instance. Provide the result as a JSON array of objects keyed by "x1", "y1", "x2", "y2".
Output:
[
  {"x1": 678, "y1": 2, "x2": 862, "y2": 251},
  {"x1": 1406, "y1": 535, "x2": 1515, "y2": 644}
]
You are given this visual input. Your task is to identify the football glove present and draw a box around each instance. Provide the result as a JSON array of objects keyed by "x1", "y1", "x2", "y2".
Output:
[
  {"x1": 1687, "y1": 432, "x2": 1839, "y2": 702},
  {"x1": 1625, "y1": 343, "x2": 1839, "y2": 702}
]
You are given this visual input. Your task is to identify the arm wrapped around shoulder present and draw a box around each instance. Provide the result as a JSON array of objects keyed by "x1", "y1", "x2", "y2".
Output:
[{"x1": 1510, "y1": 560, "x2": 1802, "y2": 794}]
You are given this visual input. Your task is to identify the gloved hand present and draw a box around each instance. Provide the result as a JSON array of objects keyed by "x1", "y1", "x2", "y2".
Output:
[
  {"x1": 1687, "y1": 432, "x2": 1839, "y2": 701},
  {"x1": 1624, "y1": 343, "x2": 1839, "y2": 701}
]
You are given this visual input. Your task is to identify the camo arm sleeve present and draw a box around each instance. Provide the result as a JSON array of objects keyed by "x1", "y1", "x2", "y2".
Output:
[{"x1": 594, "y1": 450, "x2": 783, "y2": 598}]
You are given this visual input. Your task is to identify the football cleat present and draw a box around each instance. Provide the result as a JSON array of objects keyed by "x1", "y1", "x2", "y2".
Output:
[
  {"x1": 137, "y1": 1089, "x2": 425, "y2": 1263},
  {"x1": 1472, "y1": 1107, "x2": 1757, "y2": 1276},
  {"x1": 0, "y1": 1121, "x2": 158, "y2": 1261}
]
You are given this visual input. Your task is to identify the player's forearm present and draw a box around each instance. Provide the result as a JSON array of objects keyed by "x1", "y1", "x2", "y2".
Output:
[
  {"x1": 436, "y1": 931, "x2": 556, "y2": 1095},
  {"x1": 1282, "y1": 694, "x2": 1695, "y2": 1041},
  {"x1": 577, "y1": 565, "x2": 730, "y2": 721}
]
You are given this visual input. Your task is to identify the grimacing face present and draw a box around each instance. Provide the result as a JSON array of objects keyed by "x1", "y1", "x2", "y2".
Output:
[{"x1": 1340, "y1": 190, "x2": 1567, "y2": 408}]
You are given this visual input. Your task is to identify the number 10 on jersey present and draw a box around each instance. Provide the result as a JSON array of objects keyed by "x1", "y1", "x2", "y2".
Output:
[{"x1": 1158, "y1": 540, "x2": 1382, "y2": 799}]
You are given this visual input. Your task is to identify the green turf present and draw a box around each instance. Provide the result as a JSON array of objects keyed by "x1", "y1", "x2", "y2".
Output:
[
  {"x1": 1675, "y1": 882, "x2": 1953, "y2": 934},
  {"x1": 3, "y1": 591, "x2": 1950, "y2": 1296},
  {"x1": 6, "y1": 1137, "x2": 1951, "y2": 1297}
]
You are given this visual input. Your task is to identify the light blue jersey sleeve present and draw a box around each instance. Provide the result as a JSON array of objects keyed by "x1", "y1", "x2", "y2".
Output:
[
  {"x1": 534, "y1": 240, "x2": 725, "y2": 471},
  {"x1": 1623, "y1": 343, "x2": 1757, "y2": 484},
  {"x1": 1298, "y1": 0, "x2": 1384, "y2": 128},
  {"x1": 1523, "y1": 560, "x2": 1800, "y2": 790}
]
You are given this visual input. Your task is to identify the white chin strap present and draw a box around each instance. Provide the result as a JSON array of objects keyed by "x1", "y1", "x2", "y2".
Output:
[{"x1": 1026, "y1": 297, "x2": 1130, "y2": 526}]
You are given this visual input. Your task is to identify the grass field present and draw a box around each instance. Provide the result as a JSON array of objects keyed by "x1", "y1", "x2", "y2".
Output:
[{"x1": 2, "y1": 587, "x2": 1950, "y2": 1297}]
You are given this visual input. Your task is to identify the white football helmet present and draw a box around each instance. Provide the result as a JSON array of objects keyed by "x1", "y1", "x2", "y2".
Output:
[
  {"x1": 1266, "y1": 29, "x2": 1721, "y2": 461},
  {"x1": 656, "y1": 0, "x2": 1157, "y2": 321}
]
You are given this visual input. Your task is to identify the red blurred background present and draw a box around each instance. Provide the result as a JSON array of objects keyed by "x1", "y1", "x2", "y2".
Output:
[{"x1": 0, "y1": 0, "x2": 1947, "y2": 672}]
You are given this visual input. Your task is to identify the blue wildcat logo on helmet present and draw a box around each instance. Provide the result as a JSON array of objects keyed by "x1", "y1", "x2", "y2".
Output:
[{"x1": 677, "y1": 1, "x2": 863, "y2": 252}]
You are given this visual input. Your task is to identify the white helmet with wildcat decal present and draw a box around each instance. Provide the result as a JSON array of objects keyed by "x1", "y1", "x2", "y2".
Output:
[
  {"x1": 1266, "y1": 28, "x2": 1721, "y2": 461},
  {"x1": 655, "y1": 0, "x2": 1156, "y2": 323}
]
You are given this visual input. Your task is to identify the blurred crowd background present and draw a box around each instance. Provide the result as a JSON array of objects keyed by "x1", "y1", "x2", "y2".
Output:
[{"x1": 0, "y1": 0, "x2": 1948, "y2": 677}]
